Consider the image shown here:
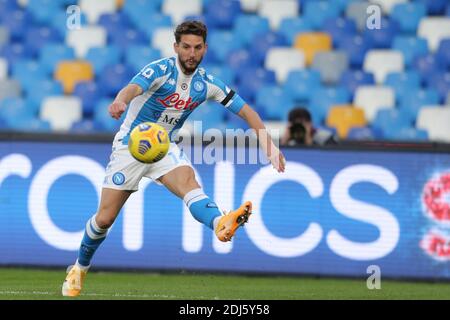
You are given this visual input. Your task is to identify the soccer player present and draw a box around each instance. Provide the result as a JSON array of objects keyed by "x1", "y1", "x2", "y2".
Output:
[{"x1": 62, "y1": 21, "x2": 286, "y2": 297}]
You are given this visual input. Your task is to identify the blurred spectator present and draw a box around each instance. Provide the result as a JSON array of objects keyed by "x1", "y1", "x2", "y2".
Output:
[{"x1": 281, "y1": 107, "x2": 338, "y2": 146}]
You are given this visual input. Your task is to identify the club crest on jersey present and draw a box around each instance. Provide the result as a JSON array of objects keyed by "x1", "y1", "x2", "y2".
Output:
[
  {"x1": 193, "y1": 81, "x2": 204, "y2": 92},
  {"x1": 157, "y1": 93, "x2": 199, "y2": 110},
  {"x1": 112, "y1": 172, "x2": 125, "y2": 185}
]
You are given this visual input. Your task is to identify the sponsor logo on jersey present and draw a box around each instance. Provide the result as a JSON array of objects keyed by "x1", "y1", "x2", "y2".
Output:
[
  {"x1": 157, "y1": 93, "x2": 199, "y2": 110},
  {"x1": 161, "y1": 115, "x2": 180, "y2": 125}
]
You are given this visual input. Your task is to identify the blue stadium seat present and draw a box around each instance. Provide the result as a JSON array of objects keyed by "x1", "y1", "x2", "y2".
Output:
[
  {"x1": 283, "y1": 69, "x2": 322, "y2": 103},
  {"x1": 8, "y1": 117, "x2": 51, "y2": 132},
  {"x1": 347, "y1": 126, "x2": 376, "y2": 141},
  {"x1": 233, "y1": 15, "x2": 270, "y2": 47},
  {"x1": 2, "y1": 44, "x2": 33, "y2": 67},
  {"x1": 227, "y1": 48, "x2": 260, "y2": 72},
  {"x1": 425, "y1": 72, "x2": 450, "y2": 103},
  {"x1": 339, "y1": 70, "x2": 375, "y2": 98},
  {"x1": 70, "y1": 119, "x2": 104, "y2": 133},
  {"x1": 123, "y1": 0, "x2": 160, "y2": 28},
  {"x1": 85, "y1": 46, "x2": 122, "y2": 74},
  {"x1": 372, "y1": 108, "x2": 412, "y2": 134},
  {"x1": 208, "y1": 30, "x2": 244, "y2": 62},
  {"x1": 94, "y1": 98, "x2": 123, "y2": 132},
  {"x1": 363, "y1": 18, "x2": 399, "y2": 49},
  {"x1": 447, "y1": 3, "x2": 450, "y2": 16},
  {"x1": 392, "y1": 36, "x2": 428, "y2": 67},
  {"x1": 73, "y1": 81, "x2": 106, "y2": 117},
  {"x1": 125, "y1": 46, "x2": 161, "y2": 73},
  {"x1": 25, "y1": 26, "x2": 63, "y2": 57},
  {"x1": 384, "y1": 71, "x2": 422, "y2": 104},
  {"x1": 205, "y1": 0, "x2": 241, "y2": 29},
  {"x1": 110, "y1": 28, "x2": 149, "y2": 48},
  {"x1": 309, "y1": 86, "x2": 351, "y2": 125},
  {"x1": 224, "y1": 112, "x2": 249, "y2": 131},
  {"x1": 391, "y1": 3, "x2": 426, "y2": 34},
  {"x1": 413, "y1": 54, "x2": 444, "y2": 80},
  {"x1": 237, "y1": 67, "x2": 276, "y2": 105},
  {"x1": 11, "y1": 60, "x2": 50, "y2": 94},
  {"x1": 0, "y1": 0, "x2": 19, "y2": 14},
  {"x1": 337, "y1": 34, "x2": 373, "y2": 68},
  {"x1": 436, "y1": 39, "x2": 450, "y2": 69},
  {"x1": 322, "y1": 17, "x2": 357, "y2": 47},
  {"x1": 26, "y1": 0, "x2": 61, "y2": 25},
  {"x1": 98, "y1": 12, "x2": 133, "y2": 36},
  {"x1": 303, "y1": 0, "x2": 340, "y2": 29},
  {"x1": 49, "y1": 9, "x2": 88, "y2": 38},
  {"x1": 201, "y1": 64, "x2": 235, "y2": 86},
  {"x1": 415, "y1": 0, "x2": 447, "y2": 15},
  {"x1": 133, "y1": 13, "x2": 173, "y2": 39},
  {"x1": 0, "y1": 97, "x2": 35, "y2": 125},
  {"x1": 383, "y1": 127, "x2": 428, "y2": 141},
  {"x1": 249, "y1": 31, "x2": 287, "y2": 66},
  {"x1": 278, "y1": 17, "x2": 313, "y2": 46},
  {"x1": 98, "y1": 64, "x2": 136, "y2": 97},
  {"x1": 27, "y1": 79, "x2": 63, "y2": 108},
  {"x1": 2, "y1": 9, "x2": 34, "y2": 41},
  {"x1": 188, "y1": 101, "x2": 226, "y2": 132},
  {"x1": 255, "y1": 85, "x2": 295, "y2": 121},
  {"x1": 39, "y1": 44, "x2": 76, "y2": 74},
  {"x1": 399, "y1": 89, "x2": 440, "y2": 122}
]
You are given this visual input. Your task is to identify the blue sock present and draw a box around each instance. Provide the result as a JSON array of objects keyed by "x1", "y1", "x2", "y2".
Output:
[
  {"x1": 184, "y1": 188, "x2": 221, "y2": 230},
  {"x1": 77, "y1": 214, "x2": 108, "y2": 267}
]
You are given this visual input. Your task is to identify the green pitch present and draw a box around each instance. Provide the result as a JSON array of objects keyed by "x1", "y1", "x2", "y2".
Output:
[{"x1": 0, "y1": 268, "x2": 449, "y2": 300}]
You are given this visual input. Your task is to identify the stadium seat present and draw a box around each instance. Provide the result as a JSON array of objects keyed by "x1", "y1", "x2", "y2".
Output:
[
  {"x1": 2, "y1": 9, "x2": 34, "y2": 41},
  {"x1": 0, "y1": 79, "x2": 21, "y2": 100},
  {"x1": 98, "y1": 12, "x2": 133, "y2": 36},
  {"x1": 384, "y1": 71, "x2": 421, "y2": 104},
  {"x1": 0, "y1": 26, "x2": 9, "y2": 47},
  {"x1": 425, "y1": 72, "x2": 450, "y2": 103},
  {"x1": 94, "y1": 98, "x2": 123, "y2": 132},
  {"x1": 363, "y1": 50, "x2": 404, "y2": 84},
  {"x1": 79, "y1": 0, "x2": 117, "y2": 24},
  {"x1": 339, "y1": 70, "x2": 375, "y2": 97},
  {"x1": 233, "y1": 15, "x2": 270, "y2": 47},
  {"x1": 398, "y1": 89, "x2": 440, "y2": 122},
  {"x1": 416, "y1": 107, "x2": 450, "y2": 142},
  {"x1": 311, "y1": 51, "x2": 349, "y2": 85},
  {"x1": 326, "y1": 105, "x2": 367, "y2": 138},
  {"x1": 237, "y1": 67, "x2": 276, "y2": 104},
  {"x1": 122, "y1": 0, "x2": 160, "y2": 27},
  {"x1": 187, "y1": 101, "x2": 226, "y2": 132},
  {"x1": 208, "y1": 30, "x2": 244, "y2": 62},
  {"x1": 309, "y1": 87, "x2": 351, "y2": 125},
  {"x1": 255, "y1": 85, "x2": 295, "y2": 120},
  {"x1": 353, "y1": 86, "x2": 395, "y2": 121},
  {"x1": 7, "y1": 117, "x2": 51, "y2": 132},
  {"x1": 201, "y1": 64, "x2": 236, "y2": 87},
  {"x1": 227, "y1": 48, "x2": 259, "y2": 72},
  {"x1": 436, "y1": 39, "x2": 450, "y2": 69},
  {"x1": 265, "y1": 47, "x2": 305, "y2": 83},
  {"x1": 39, "y1": 44, "x2": 76, "y2": 74},
  {"x1": 383, "y1": 126, "x2": 428, "y2": 141},
  {"x1": 346, "y1": 1, "x2": 372, "y2": 32},
  {"x1": 413, "y1": 54, "x2": 443, "y2": 81},
  {"x1": 391, "y1": 2, "x2": 426, "y2": 34},
  {"x1": 418, "y1": 18, "x2": 450, "y2": 52},
  {"x1": 0, "y1": 97, "x2": 33, "y2": 125},
  {"x1": 110, "y1": 27, "x2": 148, "y2": 48},
  {"x1": 369, "y1": 0, "x2": 408, "y2": 14},
  {"x1": 97, "y1": 63, "x2": 135, "y2": 97},
  {"x1": 85, "y1": 46, "x2": 122, "y2": 74},
  {"x1": 11, "y1": 60, "x2": 49, "y2": 94},
  {"x1": 363, "y1": 18, "x2": 399, "y2": 49},
  {"x1": 27, "y1": 79, "x2": 63, "y2": 108},
  {"x1": 40, "y1": 96, "x2": 82, "y2": 131},
  {"x1": 66, "y1": 26, "x2": 107, "y2": 58},
  {"x1": 162, "y1": 0, "x2": 202, "y2": 25},
  {"x1": 346, "y1": 126, "x2": 376, "y2": 141},
  {"x1": 125, "y1": 46, "x2": 161, "y2": 73},
  {"x1": 322, "y1": 17, "x2": 357, "y2": 47},
  {"x1": 392, "y1": 37, "x2": 428, "y2": 68},
  {"x1": 239, "y1": 0, "x2": 263, "y2": 13},
  {"x1": 0, "y1": 43, "x2": 31, "y2": 65},
  {"x1": 204, "y1": 0, "x2": 241, "y2": 29},
  {"x1": 258, "y1": 0, "x2": 299, "y2": 30},
  {"x1": 372, "y1": 108, "x2": 412, "y2": 134},
  {"x1": 303, "y1": 0, "x2": 340, "y2": 29},
  {"x1": 283, "y1": 69, "x2": 322, "y2": 102},
  {"x1": 278, "y1": 17, "x2": 313, "y2": 46},
  {"x1": 152, "y1": 27, "x2": 176, "y2": 58},
  {"x1": 26, "y1": 0, "x2": 60, "y2": 25},
  {"x1": 70, "y1": 119, "x2": 104, "y2": 133},
  {"x1": 249, "y1": 31, "x2": 288, "y2": 65},
  {"x1": 336, "y1": 34, "x2": 372, "y2": 68},
  {"x1": 54, "y1": 60, "x2": 94, "y2": 94},
  {"x1": 133, "y1": 14, "x2": 174, "y2": 38},
  {"x1": 294, "y1": 32, "x2": 332, "y2": 66},
  {"x1": 49, "y1": 9, "x2": 89, "y2": 39},
  {"x1": 416, "y1": 0, "x2": 448, "y2": 15},
  {"x1": 24, "y1": 26, "x2": 63, "y2": 57},
  {"x1": 0, "y1": 58, "x2": 7, "y2": 80},
  {"x1": 73, "y1": 81, "x2": 105, "y2": 117}
]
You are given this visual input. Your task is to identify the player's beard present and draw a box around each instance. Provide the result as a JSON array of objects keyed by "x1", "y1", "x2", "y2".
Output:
[{"x1": 179, "y1": 56, "x2": 203, "y2": 75}]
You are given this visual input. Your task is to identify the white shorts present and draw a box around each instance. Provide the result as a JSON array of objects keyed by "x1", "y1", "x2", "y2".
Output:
[{"x1": 103, "y1": 142, "x2": 193, "y2": 191}]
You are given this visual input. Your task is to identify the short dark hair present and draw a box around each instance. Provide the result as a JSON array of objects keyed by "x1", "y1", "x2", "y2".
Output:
[
  {"x1": 174, "y1": 21, "x2": 207, "y2": 43},
  {"x1": 288, "y1": 107, "x2": 311, "y2": 123}
]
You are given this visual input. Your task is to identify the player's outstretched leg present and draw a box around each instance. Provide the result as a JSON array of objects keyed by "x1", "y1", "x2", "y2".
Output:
[{"x1": 215, "y1": 201, "x2": 252, "y2": 242}]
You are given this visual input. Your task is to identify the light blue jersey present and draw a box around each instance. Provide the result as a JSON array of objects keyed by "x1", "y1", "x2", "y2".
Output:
[{"x1": 116, "y1": 56, "x2": 246, "y2": 146}]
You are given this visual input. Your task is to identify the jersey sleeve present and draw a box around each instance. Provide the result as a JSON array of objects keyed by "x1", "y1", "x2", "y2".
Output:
[
  {"x1": 205, "y1": 75, "x2": 246, "y2": 114},
  {"x1": 129, "y1": 58, "x2": 171, "y2": 92}
]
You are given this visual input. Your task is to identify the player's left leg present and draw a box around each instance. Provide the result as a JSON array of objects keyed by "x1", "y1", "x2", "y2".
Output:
[{"x1": 159, "y1": 165, "x2": 252, "y2": 242}]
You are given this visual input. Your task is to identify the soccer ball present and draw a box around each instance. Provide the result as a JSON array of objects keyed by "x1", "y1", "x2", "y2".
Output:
[{"x1": 128, "y1": 122, "x2": 170, "y2": 163}]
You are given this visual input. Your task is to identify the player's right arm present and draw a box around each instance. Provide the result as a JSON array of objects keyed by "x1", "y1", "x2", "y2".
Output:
[{"x1": 109, "y1": 84, "x2": 143, "y2": 119}]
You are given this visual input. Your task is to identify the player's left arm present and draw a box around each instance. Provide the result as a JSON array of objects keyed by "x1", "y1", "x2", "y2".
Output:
[{"x1": 238, "y1": 104, "x2": 286, "y2": 173}]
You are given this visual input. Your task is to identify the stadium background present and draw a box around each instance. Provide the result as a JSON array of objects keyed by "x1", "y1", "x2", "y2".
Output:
[{"x1": 0, "y1": 0, "x2": 450, "y2": 299}]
